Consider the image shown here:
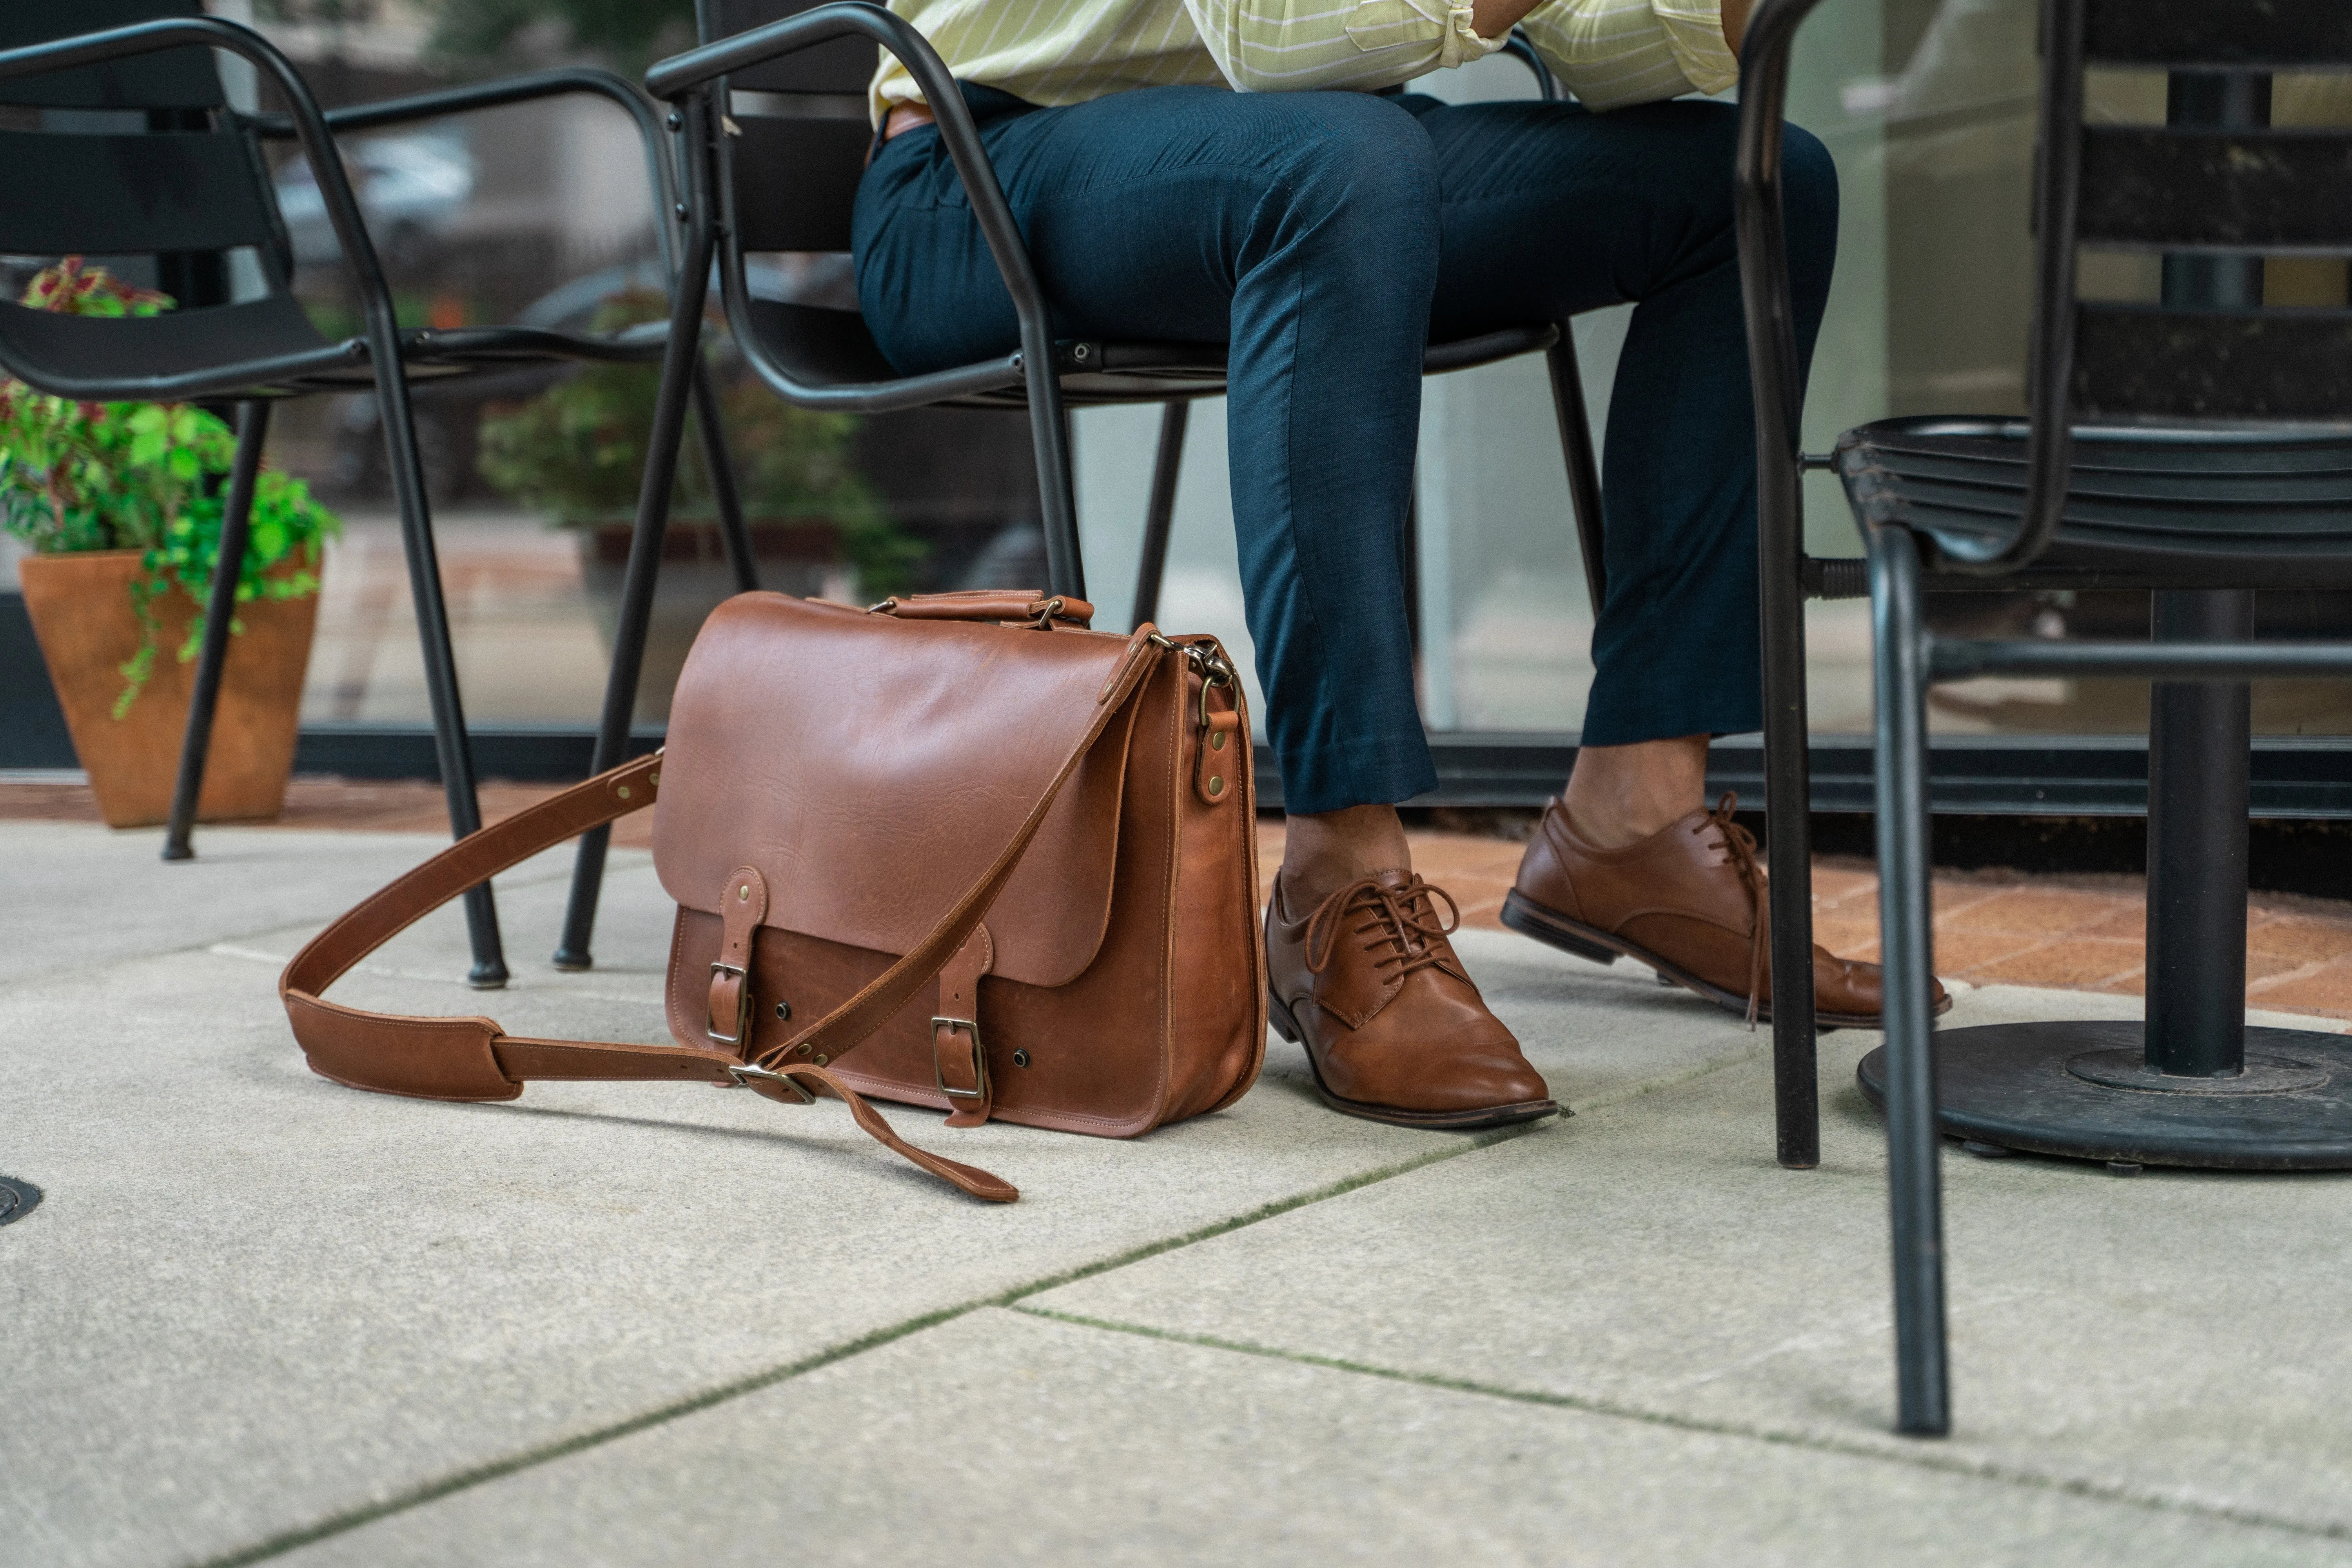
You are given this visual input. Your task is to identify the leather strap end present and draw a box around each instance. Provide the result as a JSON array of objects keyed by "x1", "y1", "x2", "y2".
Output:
[
  {"x1": 935, "y1": 924, "x2": 994, "y2": 1128},
  {"x1": 708, "y1": 866, "x2": 769, "y2": 1043},
  {"x1": 796, "y1": 1067, "x2": 1017, "y2": 1202}
]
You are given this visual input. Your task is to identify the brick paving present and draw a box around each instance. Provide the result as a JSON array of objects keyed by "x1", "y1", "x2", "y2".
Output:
[{"x1": 11, "y1": 777, "x2": 2352, "y2": 1018}]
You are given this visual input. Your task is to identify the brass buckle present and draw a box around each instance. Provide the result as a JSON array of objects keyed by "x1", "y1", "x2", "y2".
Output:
[
  {"x1": 930, "y1": 1016, "x2": 988, "y2": 1101},
  {"x1": 707, "y1": 960, "x2": 751, "y2": 1045},
  {"x1": 1147, "y1": 634, "x2": 1240, "y2": 728},
  {"x1": 723, "y1": 1060, "x2": 817, "y2": 1105}
]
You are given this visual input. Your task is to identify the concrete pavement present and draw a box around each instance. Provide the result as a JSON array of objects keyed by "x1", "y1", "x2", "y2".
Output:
[{"x1": 3, "y1": 819, "x2": 2347, "y2": 1566}]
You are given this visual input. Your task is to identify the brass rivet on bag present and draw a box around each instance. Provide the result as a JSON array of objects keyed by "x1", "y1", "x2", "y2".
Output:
[
  {"x1": 649, "y1": 770, "x2": 660, "y2": 786},
  {"x1": 813, "y1": 1053, "x2": 828, "y2": 1065},
  {"x1": 1013, "y1": 1048, "x2": 1031, "y2": 1068},
  {"x1": 1207, "y1": 776, "x2": 1225, "y2": 797},
  {"x1": 739, "y1": 884, "x2": 750, "y2": 901},
  {"x1": 795, "y1": 1042, "x2": 813, "y2": 1055},
  {"x1": 775, "y1": 1000, "x2": 791, "y2": 1020},
  {"x1": 1210, "y1": 730, "x2": 1226, "y2": 751},
  {"x1": 617, "y1": 785, "x2": 632, "y2": 800}
]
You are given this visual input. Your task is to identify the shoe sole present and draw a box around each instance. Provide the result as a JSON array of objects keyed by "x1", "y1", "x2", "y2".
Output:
[
  {"x1": 1266, "y1": 991, "x2": 1562, "y2": 1130},
  {"x1": 1498, "y1": 889, "x2": 1952, "y2": 1033}
]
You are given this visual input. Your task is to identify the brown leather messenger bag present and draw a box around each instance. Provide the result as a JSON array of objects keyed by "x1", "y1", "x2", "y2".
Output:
[{"x1": 279, "y1": 590, "x2": 1267, "y2": 1202}]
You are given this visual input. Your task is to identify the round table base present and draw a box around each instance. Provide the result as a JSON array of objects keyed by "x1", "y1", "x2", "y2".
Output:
[{"x1": 1856, "y1": 1021, "x2": 2352, "y2": 1171}]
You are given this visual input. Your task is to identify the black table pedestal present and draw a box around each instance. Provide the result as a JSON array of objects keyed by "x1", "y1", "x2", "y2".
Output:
[
  {"x1": 1857, "y1": 588, "x2": 2352, "y2": 1172},
  {"x1": 1858, "y1": 1022, "x2": 2352, "y2": 1171}
]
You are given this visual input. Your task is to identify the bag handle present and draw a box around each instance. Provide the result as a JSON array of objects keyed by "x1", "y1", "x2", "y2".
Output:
[
  {"x1": 279, "y1": 624, "x2": 1171, "y2": 1203},
  {"x1": 871, "y1": 590, "x2": 1093, "y2": 628}
]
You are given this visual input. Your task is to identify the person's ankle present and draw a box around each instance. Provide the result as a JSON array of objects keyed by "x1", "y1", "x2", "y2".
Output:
[
  {"x1": 1559, "y1": 794, "x2": 1679, "y2": 851},
  {"x1": 1559, "y1": 736, "x2": 1708, "y2": 851},
  {"x1": 1279, "y1": 804, "x2": 1410, "y2": 913}
]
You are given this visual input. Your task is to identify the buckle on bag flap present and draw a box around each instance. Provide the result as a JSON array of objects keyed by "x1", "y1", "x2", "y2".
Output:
[
  {"x1": 722, "y1": 1060, "x2": 817, "y2": 1105},
  {"x1": 931, "y1": 1016, "x2": 989, "y2": 1101},
  {"x1": 708, "y1": 960, "x2": 751, "y2": 1045}
]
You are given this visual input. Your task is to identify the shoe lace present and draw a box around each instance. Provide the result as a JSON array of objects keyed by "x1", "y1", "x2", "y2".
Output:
[
  {"x1": 1304, "y1": 875, "x2": 1464, "y2": 984},
  {"x1": 1704, "y1": 792, "x2": 1769, "y2": 1029}
]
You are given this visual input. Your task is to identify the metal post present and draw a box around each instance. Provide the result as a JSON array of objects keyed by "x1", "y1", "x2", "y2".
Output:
[
  {"x1": 1868, "y1": 524, "x2": 1949, "y2": 1437},
  {"x1": 2145, "y1": 592, "x2": 2254, "y2": 1077},
  {"x1": 554, "y1": 94, "x2": 720, "y2": 972},
  {"x1": 1129, "y1": 401, "x2": 1187, "y2": 631},
  {"x1": 162, "y1": 401, "x2": 269, "y2": 862},
  {"x1": 1402, "y1": 474, "x2": 1422, "y2": 659},
  {"x1": 1543, "y1": 330, "x2": 1608, "y2": 622},
  {"x1": 1734, "y1": 11, "x2": 1824, "y2": 1170},
  {"x1": 380, "y1": 338, "x2": 505, "y2": 989},
  {"x1": 2143, "y1": 68, "x2": 2267, "y2": 1078},
  {"x1": 692, "y1": 352, "x2": 758, "y2": 596}
]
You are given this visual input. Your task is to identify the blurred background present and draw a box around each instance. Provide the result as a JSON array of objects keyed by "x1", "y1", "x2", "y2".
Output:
[{"x1": 4, "y1": 0, "x2": 2350, "y2": 755}]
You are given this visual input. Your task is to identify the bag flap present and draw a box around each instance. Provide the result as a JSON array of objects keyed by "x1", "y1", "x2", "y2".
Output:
[{"x1": 653, "y1": 594, "x2": 1147, "y2": 988}]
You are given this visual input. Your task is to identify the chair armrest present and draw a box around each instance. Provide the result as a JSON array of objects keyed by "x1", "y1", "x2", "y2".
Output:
[
  {"x1": 1501, "y1": 30, "x2": 1560, "y2": 102},
  {"x1": 1735, "y1": 0, "x2": 1834, "y2": 496},
  {"x1": 245, "y1": 67, "x2": 683, "y2": 276},
  {"x1": 645, "y1": 2, "x2": 1054, "y2": 382}
]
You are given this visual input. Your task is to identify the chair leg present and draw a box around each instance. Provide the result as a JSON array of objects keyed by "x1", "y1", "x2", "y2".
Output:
[
  {"x1": 1756, "y1": 436, "x2": 1819, "y2": 1169},
  {"x1": 1867, "y1": 523, "x2": 1951, "y2": 1438},
  {"x1": 693, "y1": 351, "x2": 758, "y2": 595},
  {"x1": 1401, "y1": 472, "x2": 1422, "y2": 658},
  {"x1": 163, "y1": 401, "x2": 271, "y2": 863},
  {"x1": 1129, "y1": 401, "x2": 1187, "y2": 631},
  {"x1": 380, "y1": 370, "x2": 506, "y2": 987},
  {"x1": 554, "y1": 236, "x2": 715, "y2": 971},
  {"x1": 1543, "y1": 328, "x2": 1608, "y2": 621}
]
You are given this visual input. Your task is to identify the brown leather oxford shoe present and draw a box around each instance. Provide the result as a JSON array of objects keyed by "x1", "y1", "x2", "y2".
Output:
[
  {"x1": 1502, "y1": 793, "x2": 1950, "y2": 1030},
  {"x1": 1266, "y1": 869, "x2": 1559, "y2": 1129}
]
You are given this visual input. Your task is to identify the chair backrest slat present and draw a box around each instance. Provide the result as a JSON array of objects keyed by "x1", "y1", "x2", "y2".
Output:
[
  {"x1": 0, "y1": 127, "x2": 278, "y2": 257},
  {"x1": 2078, "y1": 127, "x2": 2352, "y2": 253},
  {"x1": 728, "y1": 115, "x2": 870, "y2": 252},
  {"x1": 0, "y1": 0, "x2": 222, "y2": 110},
  {"x1": 2074, "y1": 305, "x2": 2352, "y2": 423},
  {"x1": 704, "y1": 0, "x2": 878, "y2": 96},
  {"x1": 2085, "y1": 0, "x2": 2352, "y2": 71}
]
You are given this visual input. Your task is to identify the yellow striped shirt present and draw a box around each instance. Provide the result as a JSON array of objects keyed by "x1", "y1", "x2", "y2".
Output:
[{"x1": 870, "y1": 0, "x2": 1739, "y2": 124}]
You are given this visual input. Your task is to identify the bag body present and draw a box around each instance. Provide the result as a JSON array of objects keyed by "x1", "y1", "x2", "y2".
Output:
[
  {"x1": 279, "y1": 589, "x2": 1264, "y2": 1199},
  {"x1": 654, "y1": 591, "x2": 1265, "y2": 1136}
]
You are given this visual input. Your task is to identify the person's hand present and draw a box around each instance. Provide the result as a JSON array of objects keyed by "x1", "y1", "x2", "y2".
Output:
[{"x1": 1722, "y1": 0, "x2": 1753, "y2": 55}]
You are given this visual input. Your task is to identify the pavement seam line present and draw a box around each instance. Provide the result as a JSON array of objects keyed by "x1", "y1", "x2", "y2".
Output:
[
  {"x1": 187, "y1": 1304, "x2": 978, "y2": 1568},
  {"x1": 194, "y1": 1116, "x2": 1562, "y2": 1565},
  {"x1": 198, "y1": 1049, "x2": 1782, "y2": 1564},
  {"x1": 1010, "y1": 1306, "x2": 2352, "y2": 1547}
]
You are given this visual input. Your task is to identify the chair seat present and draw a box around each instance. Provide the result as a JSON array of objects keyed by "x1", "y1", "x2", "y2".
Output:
[
  {"x1": 1838, "y1": 416, "x2": 2352, "y2": 588},
  {"x1": 738, "y1": 297, "x2": 1561, "y2": 410},
  {"x1": 0, "y1": 297, "x2": 670, "y2": 403}
]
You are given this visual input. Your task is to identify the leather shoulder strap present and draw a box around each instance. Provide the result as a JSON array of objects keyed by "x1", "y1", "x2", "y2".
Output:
[{"x1": 279, "y1": 626, "x2": 1171, "y2": 1204}]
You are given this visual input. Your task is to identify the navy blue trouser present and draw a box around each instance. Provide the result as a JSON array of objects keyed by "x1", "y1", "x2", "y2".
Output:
[{"x1": 853, "y1": 84, "x2": 1838, "y2": 815}]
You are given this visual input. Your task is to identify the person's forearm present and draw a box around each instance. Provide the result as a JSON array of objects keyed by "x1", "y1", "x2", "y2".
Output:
[{"x1": 1486, "y1": 0, "x2": 1750, "y2": 56}]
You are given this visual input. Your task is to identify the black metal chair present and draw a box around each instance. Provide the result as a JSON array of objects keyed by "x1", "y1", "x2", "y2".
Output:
[
  {"x1": 550, "y1": 0, "x2": 1613, "y2": 966},
  {"x1": 1740, "y1": 0, "x2": 2352, "y2": 1435},
  {"x1": 0, "y1": 0, "x2": 755, "y2": 987}
]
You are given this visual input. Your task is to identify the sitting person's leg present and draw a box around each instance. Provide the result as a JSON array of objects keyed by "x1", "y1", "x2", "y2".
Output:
[
  {"x1": 855, "y1": 83, "x2": 1555, "y2": 1126},
  {"x1": 1411, "y1": 94, "x2": 1945, "y2": 1026}
]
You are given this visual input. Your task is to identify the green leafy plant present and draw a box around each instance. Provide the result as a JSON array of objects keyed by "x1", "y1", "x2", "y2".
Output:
[
  {"x1": 0, "y1": 259, "x2": 341, "y2": 715},
  {"x1": 476, "y1": 289, "x2": 926, "y2": 597}
]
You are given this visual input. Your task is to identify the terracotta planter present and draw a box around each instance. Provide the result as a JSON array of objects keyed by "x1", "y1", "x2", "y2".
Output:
[{"x1": 18, "y1": 550, "x2": 319, "y2": 828}]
